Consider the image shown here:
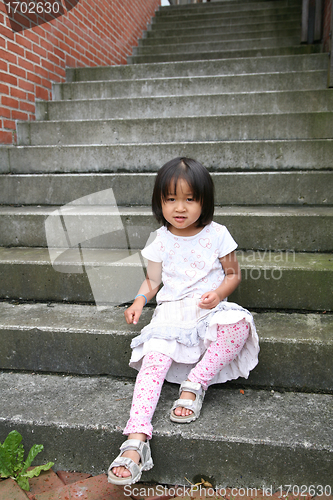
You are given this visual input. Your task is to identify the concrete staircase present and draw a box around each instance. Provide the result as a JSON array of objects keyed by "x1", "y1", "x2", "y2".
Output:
[{"x1": 0, "y1": 0, "x2": 332, "y2": 488}]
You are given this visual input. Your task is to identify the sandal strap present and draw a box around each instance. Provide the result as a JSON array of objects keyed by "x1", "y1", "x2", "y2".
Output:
[
  {"x1": 119, "y1": 439, "x2": 150, "y2": 464},
  {"x1": 179, "y1": 380, "x2": 204, "y2": 397},
  {"x1": 171, "y1": 398, "x2": 196, "y2": 412},
  {"x1": 109, "y1": 456, "x2": 140, "y2": 478}
]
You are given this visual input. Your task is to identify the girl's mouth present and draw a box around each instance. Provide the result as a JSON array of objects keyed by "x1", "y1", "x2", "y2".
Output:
[{"x1": 174, "y1": 216, "x2": 186, "y2": 222}]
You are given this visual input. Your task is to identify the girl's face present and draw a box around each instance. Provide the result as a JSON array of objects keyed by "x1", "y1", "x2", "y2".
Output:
[{"x1": 162, "y1": 178, "x2": 202, "y2": 236}]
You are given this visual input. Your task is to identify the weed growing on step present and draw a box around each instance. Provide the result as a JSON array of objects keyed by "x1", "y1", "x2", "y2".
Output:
[{"x1": 0, "y1": 429, "x2": 54, "y2": 491}]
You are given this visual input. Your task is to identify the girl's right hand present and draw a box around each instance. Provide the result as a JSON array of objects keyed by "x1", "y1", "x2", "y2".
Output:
[{"x1": 124, "y1": 300, "x2": 144, "y2": 325}]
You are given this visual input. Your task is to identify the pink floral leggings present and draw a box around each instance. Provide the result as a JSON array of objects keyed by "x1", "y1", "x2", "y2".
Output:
[{"x1": 123, "y1": 319, "x2": 249, "y2": 439}]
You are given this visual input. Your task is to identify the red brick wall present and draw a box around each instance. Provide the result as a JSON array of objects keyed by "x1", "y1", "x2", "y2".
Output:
[{"x1": 0, "y1": 0, "x2": 160, "y2": 144}]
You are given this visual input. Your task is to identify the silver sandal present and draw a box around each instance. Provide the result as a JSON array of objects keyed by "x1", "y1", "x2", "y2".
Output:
[
  {"x1": 107, "y1": 438, "x2": 154, "y2": 485},
  {"x1": 170, "y1": 380, "x2": 205, "y2": 423}
]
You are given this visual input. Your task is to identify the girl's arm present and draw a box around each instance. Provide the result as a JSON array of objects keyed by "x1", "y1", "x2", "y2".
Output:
[
  {"x1": 124, "y1": 260, "x2": 162, "y2": 324},
  {"x1": 199, "y1": 250, "x2": 241, "y2": 309}
]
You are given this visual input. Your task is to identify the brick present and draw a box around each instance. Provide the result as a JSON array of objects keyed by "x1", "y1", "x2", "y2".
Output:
[
  {"x1": 27, "y1": 71, "x2": 42, "y2": 85},
  {"x1": 0, "y1": 83, "x2": 9, "y2": 95},
  {"x1": 0, "y1": 106, "x2": 11, "y2": 119},
  {"x1": 32, "y1": 43, "x2": 47, "y2": 59},
  {"x1": 26, "y1": 469, "x2": 64, "y2": 499},
  {"x1": 15, "y1": 33, "x2": 32, "y2": 50},
  {"x1": 26, "y1": 31, "x2": 40, "y2": 45},
  {"x1": 0, "y1": 71, "x2": 17, "y2": 85},
  {"x1": 19, "y1": 78, "x2": 35, "y2": 93},
  {"x1": 18, "y1": 56, "x2": 35, "y2": 73},
  {"x1": 0, "y1": 59, "x2": 7, "y2": 71},
  {"x1": 20, "y1": 100, "x2": 35, "y2": 113},
  {"x1": 0, "y1": 130, "x2": 13, "y2": 144},
  {"x1": 7, "y1": 39, "x2": 25, "y2": 56},
  {"x1": 9, "y1": 63, "x2": 26, "y2": 78},
  {"x1": 3, "y1": 119, "x2": 16, "y2": 129},
  {"x1": 10, "y1": 86, "x2": 27, "y2": 100},
  {"x1": 0, "y1": 478, "x2": 29, "y2": 500},
  {"x1": 0, "y1": 48, "x2": 16, "y2": 64},
  {"x1": 35, "y1": 85, "x2": 49, "y2": 100},
  {"x1": 1, "y1": 24, "x2": 15, "y2": 40},
  {"x1": 1, "y1": 95, "x2": 19, "y2": 108},
  {"x1": 43, "y1": 59, "x2": 55, "y2": 73},
  {"x1": 12, "y1": 109, "x2": 28, "y2": 120},
  {"x1": 34, "y1": 474, "x2": 128, "y2": 500},
  {"x1": 26, "y1": 48, "x2": 41, "y2": 64},
  {"x1": 56, "y1": 471, "x2": 92, "y2": 485}
]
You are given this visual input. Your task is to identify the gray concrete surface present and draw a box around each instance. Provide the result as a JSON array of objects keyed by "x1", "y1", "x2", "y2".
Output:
[
  {"x1": 2, "y1": 140, "x2": 333, "y2": 174},
  {"x1": 0, "y1": 248, "x2": 331, "y2": 310},
  {"x1": 0, "y1": 205, "x2": 332, "y2": 251},
  {"x1": 144, "y1": 21, "x2": 302, "y2": 40},
  {"x1": 140, "y1": 28, "x2": 301, "y2": 46},
  {"x1": 0, "y1": 372, "x2": 332, "y2": 486},
  {"x1": 128, "y1": 45, "x2": 320, "y2": 65},
  {"x1": 132, "y1": 37, "x2": 302, "y2": 57},
  {"x1": 53, "y1": 72, "x2": 328, "y2": 101},
  {"x1": 16, "y1": 113, "x2": 333, "y2": 146},
  {"x1": 0, "y1": 302, "x2": 332, "y2": 392},
  {"x1": 36, "y1": 90, "x2": 333, "y2": 121},
  {"x1": 150, "y1": 10, "x2": 301, "y2": 29},
  {"x1": 1, "y1": 172, "x2": 332, "y2": 206},
  {"x1": 64, "y1": 54, "x2": 328, "y2": 82}
]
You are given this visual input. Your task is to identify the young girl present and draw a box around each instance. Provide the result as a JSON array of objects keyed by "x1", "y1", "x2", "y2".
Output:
[{"x1": 108, "y1": 157, "x2": 259, "y2": 485}]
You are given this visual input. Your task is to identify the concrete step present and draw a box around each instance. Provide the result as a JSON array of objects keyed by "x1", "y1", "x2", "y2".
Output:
[
  {"x1": 64, "y1": 54, "x2": 328, "y2": 82},
  {"x1": 144, "y1": 21, "x2": 302, "y2": 41},
  {"x1": 0, "y1": 247, "x2": 331, "y2": 310},
  {"x1": 133, "y1": 37, "x2": 302, "y2": 57},
  {"x1": 140, "y1": 27, "x2": 301, "y2": 46},
  {"x1": 0, "y1": 371, "x2": 332, "y2": 485},
  {"x1": 155, "y1": 0, "x2": 301, "y2": 17},
  {"x1": 0, "y1": 301, "x2": 331, "y2": 392},
  {"x1": 16, "y1": 113, "x2": 333, "y2": 146},
  {"x1": 151, "y1": 9, "x2": 301, "y2": 28},
  {"x1": 128, "y1": 45, "x2": 321, "y2": 65},
  {"x1": 2, "y1": 140, "x2": 333, "y2": 174},
  {"x1": 53, "y1": 71, "x2": 328, "y2": 101},
  {"x1": 0, "y1": 205, "x2": 332, "y2": 252},
  {"x1": 37, "y1": 90, "x2": 333, "y2": 121},
  {"x1": 1, "y1": 172, "x2": 331, "y2": 206}
]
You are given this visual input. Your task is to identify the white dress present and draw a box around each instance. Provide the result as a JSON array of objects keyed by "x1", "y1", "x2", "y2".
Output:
[{"x1": 129, "y1": 222, "x2": 259, "y2": 386}]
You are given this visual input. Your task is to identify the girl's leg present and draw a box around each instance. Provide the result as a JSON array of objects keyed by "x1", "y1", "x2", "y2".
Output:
[
  {"x1": 112, "y1": 351, "x2": 172, "y2": 478},
  {"x1": 174, "y1": 319, "x2": 249, "y2": 416}
]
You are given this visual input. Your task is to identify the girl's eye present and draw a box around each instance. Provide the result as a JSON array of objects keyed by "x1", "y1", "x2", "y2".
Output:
[{"x1": 187, "y1": 198, "x2": 194, "y2": 202}]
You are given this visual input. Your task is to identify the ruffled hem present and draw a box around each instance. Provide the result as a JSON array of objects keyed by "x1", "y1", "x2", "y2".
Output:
[{"x1": 129, "y1": 300, "x2": 260, "y2": 386}]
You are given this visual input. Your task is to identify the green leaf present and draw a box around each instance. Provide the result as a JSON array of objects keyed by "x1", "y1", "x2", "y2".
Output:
[
  {"x1": 13, "y1": 444, "x2": 24, "y2": 473},
  {"x1": 1, "y1": 431, "x2": 23, "y2": 475},
  {"x1": 16, "y1": 462, "x2": 54, "y2": 492},
  {"x1": 16, "y1": 475, "x2": 30, "y2": 491},
  {"x1": 0, "y1": 446, "x2": 13, "y2": 478},
  {"x1": 20, "y1": 444, "x2": 44, "y2": 476},
  {"x1": 23, "y1": 462, "x2": 54, "y2": 479}
]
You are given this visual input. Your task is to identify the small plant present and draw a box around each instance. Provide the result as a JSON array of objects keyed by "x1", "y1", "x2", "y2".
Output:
[{"x1": 0, "y1": 430, "x2": 54, "y2": 491}]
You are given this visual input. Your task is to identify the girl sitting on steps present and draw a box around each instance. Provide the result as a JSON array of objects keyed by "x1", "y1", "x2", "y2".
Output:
[{"x1": 108, "y1": 157, "x2": 259, "y2": 485}]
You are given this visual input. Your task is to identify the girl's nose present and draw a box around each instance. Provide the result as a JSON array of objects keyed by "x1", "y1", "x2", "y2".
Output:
[{"x1": 176, "y1": 201, "x2": 185, "y2": 211}]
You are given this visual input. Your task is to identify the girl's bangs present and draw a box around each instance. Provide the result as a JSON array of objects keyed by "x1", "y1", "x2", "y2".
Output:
[{"x1": 161, "y1": 164, "x2": 201, "y2": 201}]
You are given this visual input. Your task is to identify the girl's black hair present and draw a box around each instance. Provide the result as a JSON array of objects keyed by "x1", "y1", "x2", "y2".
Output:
[{"x1": 152, "y1": 157, "x2": 215, "y2": 228}]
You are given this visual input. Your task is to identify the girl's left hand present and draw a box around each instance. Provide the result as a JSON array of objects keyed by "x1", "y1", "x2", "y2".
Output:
[{"x1": 199, "y1": 291, "x2": 220, "y2": 309}]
